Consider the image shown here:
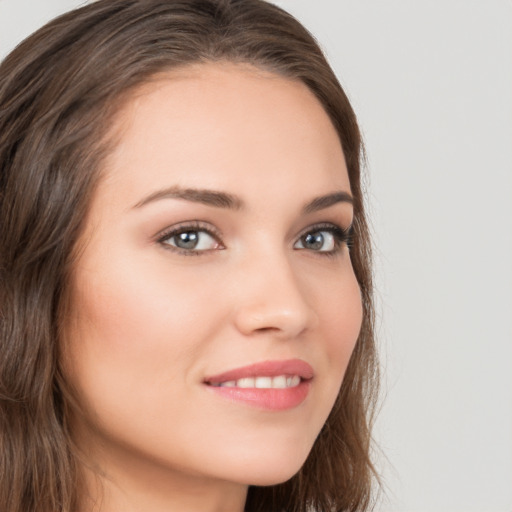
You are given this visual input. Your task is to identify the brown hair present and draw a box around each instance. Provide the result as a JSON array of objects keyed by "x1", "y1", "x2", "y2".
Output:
[{"x1": 0, "y1": 1, "x2": 378, "y2": 511}]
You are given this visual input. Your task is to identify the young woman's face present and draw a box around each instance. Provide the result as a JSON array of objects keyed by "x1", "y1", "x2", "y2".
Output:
[{"x1": 63, "y1": 63, "x2": 362, "y2": 506}]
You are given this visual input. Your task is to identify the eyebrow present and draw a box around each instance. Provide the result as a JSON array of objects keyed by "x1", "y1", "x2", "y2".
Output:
[
  {"x1": 133, "y1": 186, "x2": 243, "y2": 210},
  {"x1": 302, "y1": 191, "x2": 354, "y2": 214},
  {"x1": 133, "y1": 185, "x2": 353, "y2": 213}
]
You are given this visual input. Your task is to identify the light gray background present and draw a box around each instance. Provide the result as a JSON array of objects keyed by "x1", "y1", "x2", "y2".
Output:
[{"x1": 1, "y1": 1, "x2": 511, "y2": 511}]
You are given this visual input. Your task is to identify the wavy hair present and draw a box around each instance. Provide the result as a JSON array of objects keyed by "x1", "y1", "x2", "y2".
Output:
[{"x1": 0, "y1": 1, "x2": 379, "y2": 510}]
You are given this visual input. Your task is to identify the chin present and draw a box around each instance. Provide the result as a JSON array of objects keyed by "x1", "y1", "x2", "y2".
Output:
[
  {"x1": 246, "y1": 469, "x2": 302, "y2": 487},
  {"x1": 223, "y1": 446, "x2": 311, "y2": 487}
]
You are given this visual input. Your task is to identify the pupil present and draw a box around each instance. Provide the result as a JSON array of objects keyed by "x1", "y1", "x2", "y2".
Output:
[
  {"x1": 176, "y1": 231, "x2": 199, "y2": 249},
  {"x1": 304, "y1": 232, "x2": 324, "y2": 250}
]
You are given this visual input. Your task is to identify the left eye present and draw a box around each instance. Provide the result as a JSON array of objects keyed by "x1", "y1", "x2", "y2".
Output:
[
  {"x1": 294, "y1": 230, "x2": 335, "y2": 252},
  {"x1": 161, "y1": 229, "x2": 219, "y2": 251},
  {"x1": 294, "y1": 225, "x2": 350, "y2": 253}
]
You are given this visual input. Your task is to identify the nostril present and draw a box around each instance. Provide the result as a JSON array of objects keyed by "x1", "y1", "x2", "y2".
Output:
[{"x1": 254, "y1": 326, "x2": 281, "y2": 334}]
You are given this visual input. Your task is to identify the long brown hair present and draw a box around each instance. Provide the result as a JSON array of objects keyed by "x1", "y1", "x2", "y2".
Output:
[{"x1": 0, "y1": 1, "x2": 379, "y2": 511}]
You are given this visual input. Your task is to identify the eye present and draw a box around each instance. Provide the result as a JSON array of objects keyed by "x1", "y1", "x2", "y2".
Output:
[
  {"x1": 157, "y1": 222, "x2": 223, "y2": 254},
  {"x1": 167, "y1": 230, "x2": 217, "y2": 250},
  {"x1": 294, "y1": 224, "x2": 352, "y2": 254},
  {"x1": 295, "y1": 230, "x2": 335, "y2": 252}
]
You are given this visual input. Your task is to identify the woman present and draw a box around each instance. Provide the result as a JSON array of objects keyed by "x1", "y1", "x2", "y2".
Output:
[{"x1": 0, "y1": 1, "x2": 378, "y2": 511}]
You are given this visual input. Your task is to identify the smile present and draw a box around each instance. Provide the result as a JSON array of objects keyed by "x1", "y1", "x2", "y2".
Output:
[
  {"x1": 209, "y1": 375, "x2": 302, "y2": 389},
  {"x1": 204, "y1": 359, "x2": 313, "y2": 411}
]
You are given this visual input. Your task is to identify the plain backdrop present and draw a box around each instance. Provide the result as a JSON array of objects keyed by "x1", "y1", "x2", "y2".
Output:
[{"x1": 1, "y1": 1, "x2": 511, "y2": 511}]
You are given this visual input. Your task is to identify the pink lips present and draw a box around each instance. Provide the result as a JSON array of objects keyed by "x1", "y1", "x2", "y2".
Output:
[{"x1": 204, "y1": 359, "x2": 313, "y2": 411}]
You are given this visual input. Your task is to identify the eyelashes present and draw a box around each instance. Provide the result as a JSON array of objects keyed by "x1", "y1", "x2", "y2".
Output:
[
  {"x1": 294, "y1": 223, "x2": 353, "y2": 255},
  {"x1": 156, "y1": 221, "x2": 353, "y2": 257},
  {"x1": 156, "y1": 221, "x2": 224, "y2": 256}
]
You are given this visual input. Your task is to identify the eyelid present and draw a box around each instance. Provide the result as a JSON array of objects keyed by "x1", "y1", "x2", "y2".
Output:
[
  {"x1": 155, "y1": 220, "x2": 224, "y2": 254},
  {"x1": 297, "y1": 221, "x2": 352, "y2": 237},
  {"x1": 295, "y1": 222, "x2": 354, "y2": 252}
]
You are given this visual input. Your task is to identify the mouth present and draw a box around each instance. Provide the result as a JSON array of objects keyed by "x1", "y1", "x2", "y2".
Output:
[
  {"x1": 209, "y1": 375, "x2": 302, "y2": 389},
  {"x1": 203, "y1": 359, "x2": 313, "y2": 411}
]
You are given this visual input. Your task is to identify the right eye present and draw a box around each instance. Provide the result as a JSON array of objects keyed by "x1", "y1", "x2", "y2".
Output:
[{"x1": 157, "y1": 223, "x2": 223, "y2": 254}]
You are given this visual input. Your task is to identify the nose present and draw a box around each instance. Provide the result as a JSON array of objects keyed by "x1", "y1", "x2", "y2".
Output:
[{"x1": 231, "y1": 253, "x2": 318, "y2": 339}]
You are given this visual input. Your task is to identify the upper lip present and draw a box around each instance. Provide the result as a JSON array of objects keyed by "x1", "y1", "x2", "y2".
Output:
[{"x1": 204, "y1": 358, "x2": 314, "y2": 385}]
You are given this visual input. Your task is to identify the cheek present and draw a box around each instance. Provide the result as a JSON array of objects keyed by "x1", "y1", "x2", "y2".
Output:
[
  {"x1": 71, "y1": 252, "x2": 217, "y2": 352},
  {"x1": 328, "y1": 277, "x2": 362, "y2": 356},
  {"x1": 62, "y1": 254, "x2": 220, "y2": 419},
  {"x1": 314, "y1": 266, "x2": 363, "y2": 393},
  {"x1": 61, "y1": 256, "x2": 234, "y2": 472}
]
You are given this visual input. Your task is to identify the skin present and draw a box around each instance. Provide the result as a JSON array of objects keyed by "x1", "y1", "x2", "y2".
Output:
[{"x1": 63, "y1": 62, "x2": 363, "y2": 512}]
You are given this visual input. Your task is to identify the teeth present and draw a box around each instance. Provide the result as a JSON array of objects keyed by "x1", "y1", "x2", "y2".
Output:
[
  {"x1": 217, "y1": 375, "x2": 302, "y2": 389},
  {"x1": 237, "y1": 377, "x2": 255, "y2": 388},
  {"x1": 255, "y1": 376, "x2": 272, "y2": 388},
  {"x1": 272, "y1": 375, "x2": 287, "y2": 389},
  {"x1": 287, "y1": 375, "x2": 301, "y2": 387}
]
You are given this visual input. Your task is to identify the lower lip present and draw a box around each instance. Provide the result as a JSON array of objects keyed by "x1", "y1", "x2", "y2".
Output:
[{"x1": 205, "y1": 380, "x2": 311, "y2": 411}]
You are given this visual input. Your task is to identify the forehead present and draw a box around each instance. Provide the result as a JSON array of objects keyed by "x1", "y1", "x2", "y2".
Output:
[{"x1": 98, "y1": 62, "x2": 350, "y2": 207}]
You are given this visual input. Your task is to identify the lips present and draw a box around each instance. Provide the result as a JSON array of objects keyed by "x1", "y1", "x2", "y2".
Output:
[
  {"x1": 204, "y1": 359, "x2": 313, "y2": 411},
  {"x1": 209, "y1": 375, "x2": 301, "y2": 389},
  {"x1": 204, "y1": 358, "x2": 314, "y2": 384}
]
